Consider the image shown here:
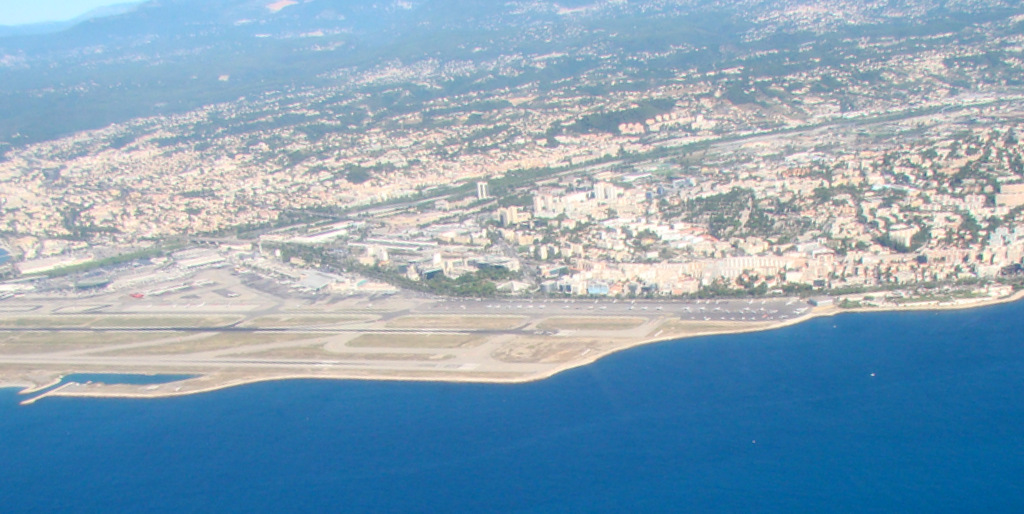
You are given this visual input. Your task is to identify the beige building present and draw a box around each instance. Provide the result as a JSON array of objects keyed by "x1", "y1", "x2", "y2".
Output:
[{"x1": 996, "y1": 183, "x2": 1024, "y2": 208}]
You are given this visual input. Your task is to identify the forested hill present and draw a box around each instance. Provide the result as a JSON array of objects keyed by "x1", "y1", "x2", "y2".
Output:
[{"x1": 0, "y1": 0, "x2": 1020, "y2": 148}]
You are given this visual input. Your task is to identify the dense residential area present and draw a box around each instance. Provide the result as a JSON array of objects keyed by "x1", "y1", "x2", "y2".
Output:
[{"x1": 2, "y1": 0, "x2": 1024, "y2": 303}]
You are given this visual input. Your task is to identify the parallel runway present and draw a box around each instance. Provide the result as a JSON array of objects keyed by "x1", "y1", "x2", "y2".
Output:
[{"x1": 420, "y1": 297, "x2": 810, "y2": 323}]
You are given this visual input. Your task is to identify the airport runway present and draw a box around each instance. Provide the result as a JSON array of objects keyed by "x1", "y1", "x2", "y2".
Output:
[{"x1": 419, "y1": 297, "x2": 809, "y2": 323}]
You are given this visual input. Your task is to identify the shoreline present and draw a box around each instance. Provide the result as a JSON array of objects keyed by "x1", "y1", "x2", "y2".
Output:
[{"x1": 6, "y1": 289, "x2": 1021, "y2": 403}]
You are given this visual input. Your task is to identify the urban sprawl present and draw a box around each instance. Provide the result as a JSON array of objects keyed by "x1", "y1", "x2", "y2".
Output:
[{"x1": 3, "y1": 3, "x2": 1024, "y2": 308}]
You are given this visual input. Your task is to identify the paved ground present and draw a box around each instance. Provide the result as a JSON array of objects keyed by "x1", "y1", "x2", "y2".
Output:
[
  {"x1": 422, "y1": 297, "x2": 807, "y2": 322},
  {"x1": 0, "y1": 267, "x2": 814, "y2": 402}
]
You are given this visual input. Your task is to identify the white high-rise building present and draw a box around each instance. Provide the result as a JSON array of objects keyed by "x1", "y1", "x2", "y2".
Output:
[
  {"x1": 594, "y1": 181, "x2": 622, "y2": 202},
  {"x1": 477, "y1": 182, "x2": 489, "y2": 199}
]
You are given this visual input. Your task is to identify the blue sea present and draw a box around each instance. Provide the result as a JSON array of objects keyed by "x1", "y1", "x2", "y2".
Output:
[{"x1": 3, "y1": 302, "x2": 1024, "y2": 513}]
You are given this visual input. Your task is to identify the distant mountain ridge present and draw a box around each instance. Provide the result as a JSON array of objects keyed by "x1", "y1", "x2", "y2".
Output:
[
  {"x1": 0, "y1": 2, "x2": 143, "y2": 37},
  {"x1": 0, "y1": 0, "x2": 1020, "y2": 146}
]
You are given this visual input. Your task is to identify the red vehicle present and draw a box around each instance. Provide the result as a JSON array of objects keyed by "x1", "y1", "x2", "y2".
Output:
[{"x1": 130, "y1": 293, "x2": 144, "y2": 299}]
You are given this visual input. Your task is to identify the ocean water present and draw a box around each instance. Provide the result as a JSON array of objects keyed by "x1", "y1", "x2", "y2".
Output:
[
  {"x1": 23, "y1": 374, "x2": 198, "y2": 397},
  {"x1": 2, "y1": 303, "x2": 1024, "y2": 513}
]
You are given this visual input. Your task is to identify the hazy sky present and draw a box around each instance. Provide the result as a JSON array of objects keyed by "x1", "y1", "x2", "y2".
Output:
[{"x1": 0, "y1": 0, "x2": 141, "y2": 26}]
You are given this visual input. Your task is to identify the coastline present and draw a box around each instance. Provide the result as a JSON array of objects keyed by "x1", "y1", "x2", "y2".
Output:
[{"x1": 6, "y1": 289, "x2": 1021, "y2": 404}]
